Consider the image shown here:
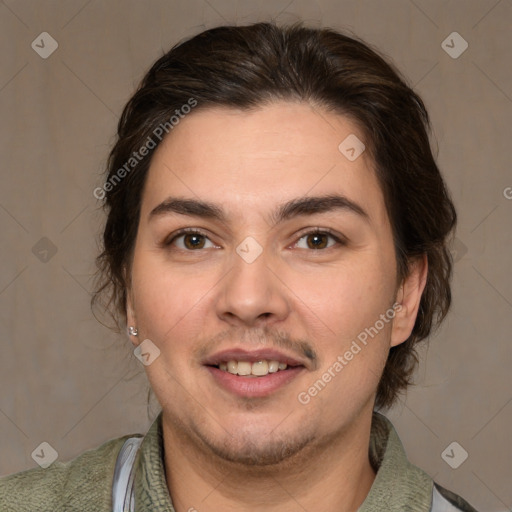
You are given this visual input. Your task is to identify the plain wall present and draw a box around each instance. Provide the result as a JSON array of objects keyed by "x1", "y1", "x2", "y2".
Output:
[{"x1": 0, "y1": 1, "x2": 510, "y2": 510}]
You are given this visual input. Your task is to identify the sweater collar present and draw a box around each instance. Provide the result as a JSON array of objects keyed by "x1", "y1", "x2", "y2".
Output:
[
  {"x1": 134, "y1": 410, "x2": 433, "y2": 512},
  {"x1": 133, "y1": 411, "x2": 173, "y2": 511},
  {"x1": 357, "y1": 412, "x2": 433, "y2": 511}
]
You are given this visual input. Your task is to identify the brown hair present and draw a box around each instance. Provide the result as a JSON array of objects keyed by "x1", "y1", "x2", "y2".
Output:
[{"x1": 92, "y1": 22, "x2": 457, "y2": 410}]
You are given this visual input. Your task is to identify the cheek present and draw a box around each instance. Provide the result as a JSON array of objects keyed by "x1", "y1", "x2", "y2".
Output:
[
  {"x1": 290, "y1": 255, "x2": 394, "y2": 339},
  {"x1": 130, "y1": 252, "x2": 213, "y2": 347},
  {"x1": 130, "y1": 259, "x2": 213, "y2": 398},
  {"x1": 291, "y1": 257, "x2": 395, "y2": 408},
  {"x1": 300, "y1": 323, "x2": 391, "y2": 426}
]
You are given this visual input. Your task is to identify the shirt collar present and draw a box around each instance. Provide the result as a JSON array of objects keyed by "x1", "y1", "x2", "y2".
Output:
[
  {"x1": 133, "y1": 411, "x2": 175, "y2": 511},
  {"x1": 133, "y1": 410, "x2": 433, "y2": 512},
  {"x1": 358, "y1": 411, "x2": 433, "y2": 511}
]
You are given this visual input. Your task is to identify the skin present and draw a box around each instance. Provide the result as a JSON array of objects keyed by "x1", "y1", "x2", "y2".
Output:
[{"x1": 126, "y1": 101, "x2": 427, "y2": 512}]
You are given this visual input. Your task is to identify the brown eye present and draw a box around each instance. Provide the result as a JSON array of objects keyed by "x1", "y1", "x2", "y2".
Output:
[
  {"x1": 306, "y1": 233, "x2": 329, "y2": 249},
  {"x1": 182, "y1": 233, "x2": 206, "y2": 250},
  {"x1": 166, "y1": 229, "x2": 215, "y2": 250},
  {"x1": 294, "y1": 230, "x2": 343, "y2": 250}
]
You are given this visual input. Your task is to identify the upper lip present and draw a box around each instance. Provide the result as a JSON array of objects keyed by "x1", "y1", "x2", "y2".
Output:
[{"x1": 202, "y1": 348, "x2": 308, "y2": 368}]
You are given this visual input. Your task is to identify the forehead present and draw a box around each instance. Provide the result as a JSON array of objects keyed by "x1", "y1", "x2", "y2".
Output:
[{"x1": 141, "y1": 101, "x2": 387, "y2": 226}]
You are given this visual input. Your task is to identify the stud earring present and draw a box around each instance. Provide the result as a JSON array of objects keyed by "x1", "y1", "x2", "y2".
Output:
[{"x1": 128, "y1": 326, "x2": 138, "y2": 336}]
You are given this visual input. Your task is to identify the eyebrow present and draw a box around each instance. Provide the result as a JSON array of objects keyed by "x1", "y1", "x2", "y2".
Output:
[{"x1": 149, "y1": 194, "x2": 370, "y2": 226}]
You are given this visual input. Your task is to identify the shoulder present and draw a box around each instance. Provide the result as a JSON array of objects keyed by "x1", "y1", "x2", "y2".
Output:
[
  {"x1": 370, "y1": 412, "x2": 479, "y2": 512},
  {"x1": 0, "y1": 433, "x2": 139, "y2": 512}
]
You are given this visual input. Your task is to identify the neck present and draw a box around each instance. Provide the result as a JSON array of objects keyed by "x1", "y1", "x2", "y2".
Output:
[{"x1": 162, "y1": 408, "x2": 377, "y2": 512}]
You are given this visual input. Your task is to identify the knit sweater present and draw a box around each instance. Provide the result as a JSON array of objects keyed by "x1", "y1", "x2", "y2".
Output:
[{"x1": 0, "y1": 411, "x2": 478, "y2": 511}]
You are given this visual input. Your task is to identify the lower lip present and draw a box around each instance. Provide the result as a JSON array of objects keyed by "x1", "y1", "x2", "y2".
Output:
[{"x1": 205, "y1": 366, "x2": 305, "y2": 398}]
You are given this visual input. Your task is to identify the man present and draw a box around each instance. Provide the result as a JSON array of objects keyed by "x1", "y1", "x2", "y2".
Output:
[{"x1": 0, "y1": 22, "x2": 478, "y2": 511}]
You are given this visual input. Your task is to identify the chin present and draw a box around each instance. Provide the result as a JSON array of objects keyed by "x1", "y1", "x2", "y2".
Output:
[
  {"x1": 191, "y1": 420, "x2": 316, "y2": 467},
  {"x1": 206, "y1": 433, "x2": 314, "y2": 467}
]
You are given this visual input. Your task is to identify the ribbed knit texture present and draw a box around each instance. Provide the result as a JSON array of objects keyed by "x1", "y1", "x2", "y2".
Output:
[
  {"x1": 134, "y1": 413, "x2": 174, "y2": 510},
  {"x1": 358, "y1": 412, "x2": 433, "y2": 511}
]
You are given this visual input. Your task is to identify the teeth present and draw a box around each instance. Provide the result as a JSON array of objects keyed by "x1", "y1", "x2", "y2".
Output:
[
  {"x1": 237, "y1": 361, "x2": 252, "y2": 376},
  {"x1": 221, "y1": 360, "x2": 288, "y2": 376},
  {"x1": 268, "y1": 361, "x2": 279, "y2": 373},
  {"x1": 251, "y1": 361, "x2": 268, "y2": 376}
]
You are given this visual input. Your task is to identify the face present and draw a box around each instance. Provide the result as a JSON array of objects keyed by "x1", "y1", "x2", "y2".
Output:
[{"x1": 127, "y1": 101, "x2": 424, "y2": 466}]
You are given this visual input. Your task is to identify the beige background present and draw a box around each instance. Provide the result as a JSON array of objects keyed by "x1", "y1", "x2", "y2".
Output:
[{"x1": 0, "y1": 0, "x2": 510, "y2": 510}]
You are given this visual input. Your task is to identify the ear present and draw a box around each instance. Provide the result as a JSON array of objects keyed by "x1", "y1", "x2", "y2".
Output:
[{"x1": 390, "y1": 254, "x2": 428, "y2": 348}]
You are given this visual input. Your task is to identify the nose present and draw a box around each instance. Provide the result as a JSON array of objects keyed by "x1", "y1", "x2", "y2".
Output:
[{"x1": 215, "y1": 244, "x2": 291, "y2": 328}]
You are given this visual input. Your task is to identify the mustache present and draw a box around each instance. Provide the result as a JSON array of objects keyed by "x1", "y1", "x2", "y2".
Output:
[{"x1": 193, "y1": 327, "x2": 318, "y2": 367}]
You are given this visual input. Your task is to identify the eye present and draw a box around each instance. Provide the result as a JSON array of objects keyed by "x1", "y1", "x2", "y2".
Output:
[
  {"x1": 165, "y1": 229, "x2": 217, "y2": 250},
  {"x1": 293, "y1": 229, "x2": 345, "y2": 250},
  {"x1": 163, "y1": 228, "x2": 346, "y2": 252}
]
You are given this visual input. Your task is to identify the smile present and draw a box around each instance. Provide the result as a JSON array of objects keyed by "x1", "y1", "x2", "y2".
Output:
[
  {"x1": 202, "y1": 348, "x2": 308, "y2": 397},
  {"x1": 216, "y1": 360, "x2": 289, "y2": 377}
]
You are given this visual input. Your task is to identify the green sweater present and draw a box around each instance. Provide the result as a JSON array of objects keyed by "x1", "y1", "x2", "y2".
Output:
[{"x1": 0, "y1": 411, "x2": 478, "y2": 511}]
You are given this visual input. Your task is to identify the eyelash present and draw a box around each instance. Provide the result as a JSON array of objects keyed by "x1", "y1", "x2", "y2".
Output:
[{"x1": 163, "y1": 227, "x2": 347, "y2": 252}]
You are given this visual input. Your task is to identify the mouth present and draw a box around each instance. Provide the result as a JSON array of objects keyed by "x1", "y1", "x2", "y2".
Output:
[
  {"x1": 210, "y1": 359, "x2": 294, "y2": 377},
  {"x1": 202, "y1": 348, "x2": 307, "y2": 397}
]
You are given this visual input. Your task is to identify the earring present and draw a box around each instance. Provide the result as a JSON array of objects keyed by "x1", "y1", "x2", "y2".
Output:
[{"x1": 128, "y1": 326, "x2": 138, "y2": 336}]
